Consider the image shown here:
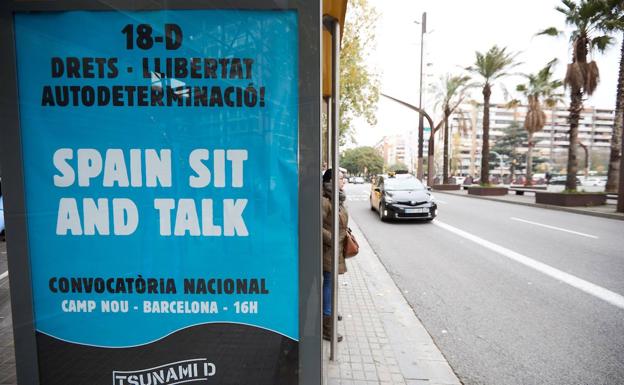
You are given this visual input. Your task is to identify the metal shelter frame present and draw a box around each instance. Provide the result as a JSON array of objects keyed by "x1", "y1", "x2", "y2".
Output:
[{"x1": 0, "y1": 1, "x2": 323, "y2": 384}]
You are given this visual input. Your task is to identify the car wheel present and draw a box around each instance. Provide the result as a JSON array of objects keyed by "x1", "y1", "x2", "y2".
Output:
[{"x1": 378, "y1": 203, "x2": 387, "y2": 222}]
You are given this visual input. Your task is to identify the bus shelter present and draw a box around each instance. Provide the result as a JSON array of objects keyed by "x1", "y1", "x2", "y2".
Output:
[{"x1": 0, "y1": 0, "x2": 345, "y2": 383}]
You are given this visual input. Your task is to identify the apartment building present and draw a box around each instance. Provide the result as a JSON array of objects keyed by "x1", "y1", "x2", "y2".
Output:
[
  {"x1": 449, "y1": 103, "x2": 615, "y2": 176},
  {"x1": 374, "y1": 129, "x2": 434, "y2": 172}
]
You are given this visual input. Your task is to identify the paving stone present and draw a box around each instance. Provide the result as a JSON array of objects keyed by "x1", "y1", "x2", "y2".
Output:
[
  {"x1": 364, "y1": 371, "x2": 377, "y2": 381},
  {"x1": 351, "y1": 370, "x2": 366, "y2": 380}
]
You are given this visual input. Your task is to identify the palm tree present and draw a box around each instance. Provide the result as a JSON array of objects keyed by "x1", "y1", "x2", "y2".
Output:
[
  {"x1": 539, "y1": 0, "x2": 613, "y2": 191},
  {"x1": 595, "y1": 0, "x2": 623, "y2": 192},
  {"x1": 467, "y1": 46, "x2": 520, "y2": 185},
  {"x1": 515, "y1": 60, "x2": 564, "y2": 186},
  {"x1": 431, "y1": 75, "x2": 474, "y2": 184}
]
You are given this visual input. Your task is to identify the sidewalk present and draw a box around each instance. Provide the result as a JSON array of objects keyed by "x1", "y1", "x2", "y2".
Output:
[
  {"x1": 0, "y1": 242, "x2": 15, "y2": 385},
  {"x1": 0, "y1": 235, "x2": 462, "y2": 385},
  {"x1": 323, "y1": 220, "x2": 461, "y2": 385},
  {"x1": 434, "y1": 188, "x2": 624, "y2": 221}
]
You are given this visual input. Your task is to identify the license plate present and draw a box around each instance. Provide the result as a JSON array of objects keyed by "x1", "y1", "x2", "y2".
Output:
[{"x1": 406, "y1": 208, "x2": 428, "y2": 214}]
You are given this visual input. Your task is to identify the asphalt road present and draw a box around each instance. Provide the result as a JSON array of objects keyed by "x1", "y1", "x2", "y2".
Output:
[{"x1": 345, "y1": 183, "x2": 624, "y2": 385}]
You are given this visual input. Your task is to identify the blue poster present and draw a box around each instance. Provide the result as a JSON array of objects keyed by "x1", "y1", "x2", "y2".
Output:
[{"x1": 14, "y1": 9, "x2": 299, "y2": 362}]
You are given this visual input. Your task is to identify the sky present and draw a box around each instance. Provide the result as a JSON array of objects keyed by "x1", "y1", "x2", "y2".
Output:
[{"x1": 352, "y1": 0, "x2": 622, "y2": 147}]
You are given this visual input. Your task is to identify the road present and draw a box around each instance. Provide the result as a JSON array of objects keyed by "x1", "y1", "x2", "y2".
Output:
[{"x1": 345, "y1": 182, "x2": 624, "y2": 385}]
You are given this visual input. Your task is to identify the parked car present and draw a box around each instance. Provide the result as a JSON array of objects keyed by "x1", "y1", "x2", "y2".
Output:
[
  {"x1": 370, "y1": 175, "x2": 437, "y2": 222},
  {"x1": 581, "y1": 176, "x2": 607, "y2": 187},
  {"x1": 348, "y1": 176, "x2": 356, "y2": 183},
  {"x1": 549, "y1": 176, "x2": 581, "y2": 186},
  {"x1": 354, "y1": 176, "x2": 365, "y2": 184},
  {"x1": 451, "y1": 176, "x2": 466, "y2": 185}
]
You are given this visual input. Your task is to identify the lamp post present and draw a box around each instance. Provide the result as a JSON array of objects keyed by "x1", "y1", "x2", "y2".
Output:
[
  {"x1": 416, "y1": 12, "x2": 426, "y2": 180},
  {"x1": 380, "y1": 93, "x2": 436, "y2": 186},
  {"x1": 490, "y1": 150, "x2": 504, "y2": 183}
]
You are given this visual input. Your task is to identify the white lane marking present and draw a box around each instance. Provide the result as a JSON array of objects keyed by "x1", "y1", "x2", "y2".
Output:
[
  {"x1": 433, "y1": 220, "x2": 624, "y2": 310},
  {"x1": 510, "y1": 217, "x2": 598, "y2": 239},
  {"x1": 0, "y1": 271, "x2": 7, "y2": 281}
]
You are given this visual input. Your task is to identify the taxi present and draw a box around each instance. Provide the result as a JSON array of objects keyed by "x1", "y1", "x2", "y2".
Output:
[{"x1": 370, "y1": 172, "x2": 437, "y2": 222}]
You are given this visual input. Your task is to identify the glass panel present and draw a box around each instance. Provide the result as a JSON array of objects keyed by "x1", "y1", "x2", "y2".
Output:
[{"x1": 13, "y1": 9, "x2": 299, "y2": 383}]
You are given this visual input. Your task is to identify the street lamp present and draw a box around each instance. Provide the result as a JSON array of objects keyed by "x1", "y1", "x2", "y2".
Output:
[
  {"x1": 490, "y1": 150, "x2": 504, "y2": 183},
  {"x1": 415, "y1": 12, "x2": 426, "y2": 181},
  {"x1": 380, "y1": 93, "x2": 437, "y2": 187}
]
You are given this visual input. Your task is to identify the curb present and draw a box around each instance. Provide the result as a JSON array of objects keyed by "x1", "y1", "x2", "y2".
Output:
[{"x1": 435, "y1": 191, "x2": 624, "y2": 221}]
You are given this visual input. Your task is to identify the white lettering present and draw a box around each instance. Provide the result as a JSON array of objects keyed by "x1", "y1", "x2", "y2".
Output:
[
  {"x1": 201, "y1": 199, "x2": 222, "y2": 236},
  {"x1": 154, "y1": 199, "x2": 175, "y2": 236},
  {"x1": 113, "y1": 198, "x2": 138, "y2": 235},
  {"x1": 189, "y1": 149, "x2": 211, "y2": 188},
  {"x1": 53, "y1": 148, "x2": 75, "y2": 187},
  {"x1": 129, "y1": 149, "x2": 143, "y2": 187},
  {"x1": 227, "y1": 149, "x2": 247, "y2": 187},
  {"x1": 145, "y1": 149, "x2": 171, "y2": 187},
  {"x1": 103, "y1": 149, "x2": 129, "y2": 187},
  {"x1": 174, "y1": 199, "x2": 200, "y2": 236},
  {"x1": 56, "y1": 198, "x2": 82, "y2": 235},
  {"x1": 223, "y1": 199, "x2": 248, "y2": 236},
  {"x1": 77, "y1": 149, "x2": 102, "y2": 187},
  {"x1": 83, "y1": 198, "x2": 109, "y2": 235},
  {"x1": 213, "y1": 149, "x2": 225, "y2": 187}
]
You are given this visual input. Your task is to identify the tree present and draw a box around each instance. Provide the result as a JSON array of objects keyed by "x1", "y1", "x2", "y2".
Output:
[
  {"x1": 339, "y1": 0, "x2": 380, "y2": 144},
  {"x1": 340, "y1": 146, "x2": 383, "y2": 176},
  {"x1": 466, "y1": 46, "x2": 520, "y2": 185},
  {"x1": 492, "y1": 122, "x2": 528, "y2": 180},
  {"x1": 514, "y1": 60, "x2": 564, "y2": 185},
  {"x1": 387, "y1": 162, "x2": 409, "y2": 172},
  {"x1": 431, "y1": 74, "x2": 474, "y2": 183},
  {"x1": 595, "y1": 0, "x2": 623, "y2": 192},
  {"x1": 539, "y1": 0, "x2": 614, "y2": 191}
]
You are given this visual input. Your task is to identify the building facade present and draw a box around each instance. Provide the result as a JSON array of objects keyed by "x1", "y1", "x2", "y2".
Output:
[{"x1": 449, "y1": 103, "x2": 615, "y2": 177}]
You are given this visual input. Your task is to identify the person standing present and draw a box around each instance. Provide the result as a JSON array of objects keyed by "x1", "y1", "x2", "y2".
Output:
[{"x1": 321, "y1": 169, "x2": 348, "y2": 342}]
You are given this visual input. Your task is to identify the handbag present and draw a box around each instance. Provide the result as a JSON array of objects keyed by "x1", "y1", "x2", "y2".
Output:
[{"x1": 343, "y1": 227, "x2": 359, "y2": 258}]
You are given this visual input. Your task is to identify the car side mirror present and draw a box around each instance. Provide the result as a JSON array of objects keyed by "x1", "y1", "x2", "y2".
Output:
[{"x1": 427, "y1": 186, "x2": 432, "y2": 191}]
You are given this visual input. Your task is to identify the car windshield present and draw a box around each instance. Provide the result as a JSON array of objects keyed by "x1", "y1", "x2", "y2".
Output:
[{"x1": 385, "y1": 178, "x2": 425, "y2": 191}]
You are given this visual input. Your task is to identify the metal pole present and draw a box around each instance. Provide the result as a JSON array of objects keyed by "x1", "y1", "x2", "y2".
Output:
[
  {"x1": 380, "y1": 93, "x2": 436, "y2": 186},
  {"x1": 490, "y1": 150, "x2": 503, "y2": 181},
  {"x1": 549, "y1": 106, "x2": 556, "y2": 172},
  {"x1": 618, "y1": 119, "x2": 624, "y2": 211},
  {"x1": 326, "y1": 97, "x2": 332, "y2": 167},
  {"x1": 589, "y1": 107, "x2": 595, "y2": 173},
  {"x1": 618, "y1": 103, "x2": 624, "y2": 211},
  {"x1": 427, "y1": 133, "x2": 435, "y2": 186},
  {"x1": 417, "y1": 12, "x2": 426, "y2": 180},
  {"x1": 330, "y1": 18, "x2": 340, "y2": 360}
]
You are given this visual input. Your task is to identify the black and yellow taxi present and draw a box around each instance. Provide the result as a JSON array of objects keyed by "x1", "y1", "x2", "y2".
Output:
[{"x1": 370, "y1": 173, "x2": 437, "y2": 222}]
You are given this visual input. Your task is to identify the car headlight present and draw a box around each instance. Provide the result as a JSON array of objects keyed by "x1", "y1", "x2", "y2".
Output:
[
  {"x1": 428, "y1": 194, "x2": 435, "y2": 202},
  {"x1": 385, "y1": 195, "x2": 393, "y2": 203}
]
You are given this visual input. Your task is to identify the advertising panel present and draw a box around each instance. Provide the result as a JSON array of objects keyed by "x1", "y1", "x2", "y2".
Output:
[{"x1": 12, "y1": 9, "x2": 299, "y2": 384}]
